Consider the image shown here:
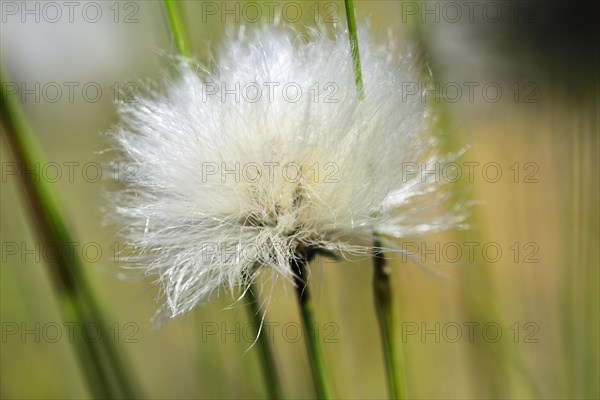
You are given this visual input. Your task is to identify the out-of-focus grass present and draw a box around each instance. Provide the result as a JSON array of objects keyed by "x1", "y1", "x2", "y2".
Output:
[{"x1": 1, "y1": 1, "x2": 598, "y2": 399}]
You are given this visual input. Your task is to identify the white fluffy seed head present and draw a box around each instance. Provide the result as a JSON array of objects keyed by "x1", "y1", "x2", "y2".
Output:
[{"x1": 109, "y1": 24, "x2": 466, "y2": 321}]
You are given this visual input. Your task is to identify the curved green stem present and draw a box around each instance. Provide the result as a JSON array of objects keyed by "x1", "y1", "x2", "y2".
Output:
[
  {"x1": 60, "y1": 297, "x2": 114, "y2": 399},
  {"x1": 373, "y1": 236, "x2": 404, "y2": 399},
  {"x1": 1, "y1": 69, "x2": 141, "y2": 399},
  {"x1": 291, "y1": 252, "x2": 333, "y2": 399},
  {"x1": 343, "y1": 1, "x2": 404, "y2": 398},
  {"x1": 246, "y1": 286, "x2": 283, "y2": 399}
]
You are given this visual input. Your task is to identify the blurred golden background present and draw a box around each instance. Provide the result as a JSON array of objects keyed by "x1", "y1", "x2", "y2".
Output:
[{"x1": 1, "y1": 1, "x2": 598, "y2": 399}]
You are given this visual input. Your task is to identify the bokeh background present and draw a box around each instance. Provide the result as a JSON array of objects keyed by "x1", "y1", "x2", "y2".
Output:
[{"x1": 1, "y1": 1, "x2": 598, "y2": 399}]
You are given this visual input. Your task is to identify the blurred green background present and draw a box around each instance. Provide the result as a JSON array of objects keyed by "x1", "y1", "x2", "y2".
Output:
[{"x1": 1, "y1": 1, "x2": 598, "y2": 399}]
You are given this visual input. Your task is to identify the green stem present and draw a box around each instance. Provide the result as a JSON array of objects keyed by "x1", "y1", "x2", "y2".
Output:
[
  {"x1": 163, "y1": 0, "x2": 191, "y2": 58},
  {"x1": 60, "y1": 297, "x2": 114, "y2": 399},
  {"x1": 373, "y1": 237, "x2": 404, "y2": 399},
  {"x1": 343, "y1": 1, "x2": 404, "y2": 398},
  {"x1": 80, "y1": 285, "x2": 140, "y2": 399},
  {"x1": 291, "y1": 251, "x2": 333, "y2": 399},
  {"x1": 246, "y1": 285, "x2": 283, "y2": 399},
  {"x1": 1, "y1": 69, "x2": 142, "y2": 399},
  {"x1": 344, "y1": 0, "x2": 364, "y2": 100}
]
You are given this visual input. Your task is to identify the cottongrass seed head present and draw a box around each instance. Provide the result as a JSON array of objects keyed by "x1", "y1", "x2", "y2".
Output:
[{"x1": 109, "y1": 23, "x2": 466, "y2": 320}]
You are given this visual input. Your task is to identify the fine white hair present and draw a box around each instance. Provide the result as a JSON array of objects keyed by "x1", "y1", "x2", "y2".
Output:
[{"x1": 109, "y1": 24, "x2": 465, "y2": 320}]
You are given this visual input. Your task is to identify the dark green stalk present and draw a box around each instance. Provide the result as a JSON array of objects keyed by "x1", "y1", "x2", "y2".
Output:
[
  {"x1": 163, "y1": 0, "x2": 191, "y2": 58},
  {"x1": 246, "y1": 285, "x2": 283, "y2": 399},
  {"x1": 344, "y1": 0, "x2": 364, "y2": 100},
  {"x1": 343, "y1": 1, "x2": 404, "y2": 398},
  {"x1": 291, "y1": 251, "x2": 333, "y2": 399},
  {"x1": 0, "y1": 69, "x2": 141, "y2": 399},
  {"x1": 60, "y1": 297, "x2": 114, "y2": 398},
  {"x1": 372, "y1": 236, "x2": 404, "y2": 399},
  {"x1": 79, "y1": 280, "x2": 140, "y2": 399}
]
